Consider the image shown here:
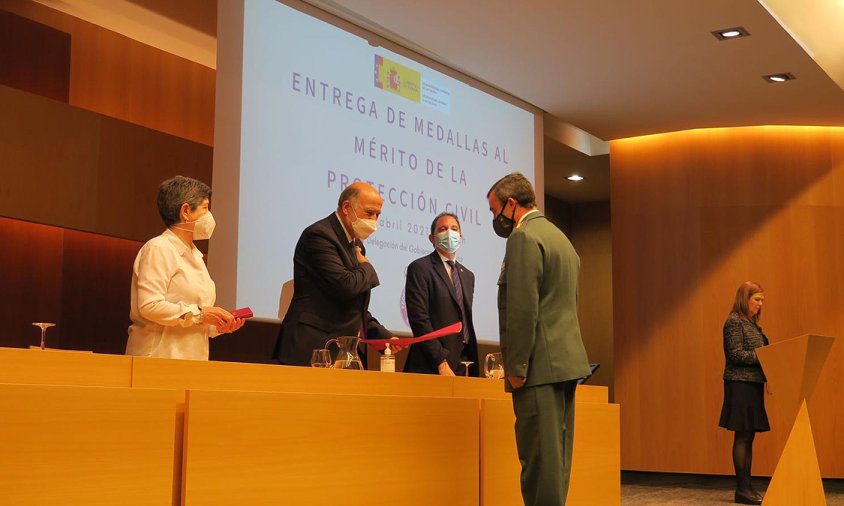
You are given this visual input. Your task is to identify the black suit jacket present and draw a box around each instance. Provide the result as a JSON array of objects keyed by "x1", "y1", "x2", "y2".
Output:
[
  {"x1": 274, "y1": 213, "x2": 391, "y2": 366},
  {"x1": 403, "y1": 251, "x2": 480, "y2": 376}
]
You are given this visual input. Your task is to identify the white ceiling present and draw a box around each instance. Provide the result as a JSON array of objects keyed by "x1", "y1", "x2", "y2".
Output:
[{"x1": 36, "y1": 0, "x2": 844, "y2": 203}]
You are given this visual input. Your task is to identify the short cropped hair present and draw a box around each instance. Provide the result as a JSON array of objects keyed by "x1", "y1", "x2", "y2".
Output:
[
  {"x1": 430, "y1": 212, "x2": 461, "y2": 235},
  {"x1": 730, "y1": 281, "x2": 764, "y2": 322},
  {"x1": 486, "y1": 172, "x2": 536, "y2": 207},
  {"x1": 157, "y1": 175, "x2": 211, "y2": 227}
]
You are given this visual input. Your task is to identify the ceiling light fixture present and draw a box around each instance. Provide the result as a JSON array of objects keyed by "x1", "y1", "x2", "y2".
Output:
[
  {"x1": 762, "y1": 72, "x2": 795, "y2": 83},
  {"x1": 711, "y1": 26, "x2": 750, "y2": 41},
  {"x1": 567, "y1": 175, "x2": 584, "y2": 182}
]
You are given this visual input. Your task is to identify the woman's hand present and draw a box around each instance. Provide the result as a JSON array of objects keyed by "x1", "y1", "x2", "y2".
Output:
[
  {"x1": 216, "y1": 317, "x2": 246, "y2": 334},
  {"x1": 200, "y1": 306, "x2": 235, "y2": 330}
]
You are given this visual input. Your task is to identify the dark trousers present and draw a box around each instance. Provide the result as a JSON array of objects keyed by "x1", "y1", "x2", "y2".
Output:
[{"x1": 511, "y1": 380, "x2": 578, "y2": 506}]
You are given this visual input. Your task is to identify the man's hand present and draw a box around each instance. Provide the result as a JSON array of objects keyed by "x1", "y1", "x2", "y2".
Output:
[
  {"x1": 355, "y1": 245, "x2": 368, "y2": 264},
  {"x1": 508, "y1": 375, "x2": 526, "y2": 389},
  {"x1": 388, "y1": 336, "x2": 404, "y2": 353},
  {"x1": 438, "y1": 361, "x2": 456, "y2": 376}
]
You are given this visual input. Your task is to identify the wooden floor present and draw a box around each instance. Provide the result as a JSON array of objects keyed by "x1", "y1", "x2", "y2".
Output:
[{"x1": 621, "y1": 472, "x2": 844, "y2": 505}]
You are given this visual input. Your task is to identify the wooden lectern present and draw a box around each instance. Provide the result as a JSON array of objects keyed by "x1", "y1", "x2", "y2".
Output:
[{"x1": 755, "y1": 334, "x2": 835, "y2": 506}]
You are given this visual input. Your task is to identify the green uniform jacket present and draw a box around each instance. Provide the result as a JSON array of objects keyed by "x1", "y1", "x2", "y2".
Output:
[{"x1": 497, "y1": 212, "x2": 591, "y2": 392}]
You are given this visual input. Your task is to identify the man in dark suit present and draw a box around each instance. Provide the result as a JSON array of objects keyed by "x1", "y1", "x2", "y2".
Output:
[
  {"x1": 274, "y1": 182, "x2": 397, "y2": 366},
  {"x1": 403, "y1": 212, "x2": 479, "y2": 377},
  {"x1": 487, "y1": 172, "x2": 591, "y2": 506}
]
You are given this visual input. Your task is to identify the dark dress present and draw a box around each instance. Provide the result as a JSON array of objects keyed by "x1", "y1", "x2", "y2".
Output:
[{"x1": 719, "y1": 313, "x2": 770, "y2": 432}]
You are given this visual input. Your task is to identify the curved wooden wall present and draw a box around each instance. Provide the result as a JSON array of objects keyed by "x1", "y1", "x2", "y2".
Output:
[{"x1": 611, "y1": 126, "x2": 844, "y2": 477}]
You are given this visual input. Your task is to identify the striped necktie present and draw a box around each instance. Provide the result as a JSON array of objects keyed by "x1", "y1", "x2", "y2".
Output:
[{"x1": 447, "y1": 260, "x2": 467, "y2": 344}]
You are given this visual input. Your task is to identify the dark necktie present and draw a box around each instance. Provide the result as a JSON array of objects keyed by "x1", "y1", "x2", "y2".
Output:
[
  {"x1": 350, "y1": 239, "x2": 365, "y2": 336},
  {"x1": 447, "y1": 260, "x2": 467, "y2": 344},
  {"x1": 349, "y1": 239, "x2": 358, "y2": 263}
]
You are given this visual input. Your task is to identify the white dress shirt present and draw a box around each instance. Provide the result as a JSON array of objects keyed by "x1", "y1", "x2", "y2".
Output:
[
  {"x1": 436, "y1": 250, "x2": 458, "y2": 281},
  {"x1": 126, "y1": 229, "x2": 218, "y2": 360}
]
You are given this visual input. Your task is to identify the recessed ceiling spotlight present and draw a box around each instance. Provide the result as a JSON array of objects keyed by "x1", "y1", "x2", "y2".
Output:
[
  {"x1": 763, "y1": 72, "x2": 796, "y2": 83},
  {"x1": 567, "y1": 175, "x2": 584, "y2": 182},
  {"x1": 712, "y1": 26, "x2": 750, "y2": 41}
]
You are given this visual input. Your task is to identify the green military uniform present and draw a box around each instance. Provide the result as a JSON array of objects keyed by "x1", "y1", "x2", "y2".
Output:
[{"x1": 498, "y1": 211, "x2": 591, "y2": 506}]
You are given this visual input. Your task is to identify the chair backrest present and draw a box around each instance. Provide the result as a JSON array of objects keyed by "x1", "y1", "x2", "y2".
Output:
[{"x1": 277, "y1": 279, "x2": 294, "y2": 320}]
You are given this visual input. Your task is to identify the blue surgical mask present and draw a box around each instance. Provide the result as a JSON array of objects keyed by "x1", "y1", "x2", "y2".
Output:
[{"x1": 436, "y1": 229, "x2": 462, "y2": 254}]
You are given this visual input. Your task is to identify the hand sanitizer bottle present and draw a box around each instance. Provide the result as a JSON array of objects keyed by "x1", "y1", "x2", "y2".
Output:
[{"x1": 380, "y1": 344, "x2": 395, "y2": 372}]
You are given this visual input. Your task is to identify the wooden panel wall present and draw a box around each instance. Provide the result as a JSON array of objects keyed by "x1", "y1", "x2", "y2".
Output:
[
  {"x1": 545, "y1": 197, "x2": 614, "y2": 393},
  {"x1": 0, "y1": 83, "x2": 213, "y2": 242},
  {"x1": 0, "y1": 217, "x2": 140, "y2": 353},
  {"x1": 571, "y1": 202, "x2": 614, "y2": 394},
  {"x1": 0, "y1": 0, "x2": 215, "y2": 145},
  {"x1": 611, "y1": 126, "x2": 844, "y2": 477},
  {"x1": 0, "y1": 8, "x2": 69, "y2": 101},
  {"x1": 0, "y1": 217, "x2": 65, "y2": 348}
]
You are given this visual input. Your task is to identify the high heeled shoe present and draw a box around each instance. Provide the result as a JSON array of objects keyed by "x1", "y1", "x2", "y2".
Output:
[{"x1": 734, "y1": 490, "x2": 762, "y2": 504}]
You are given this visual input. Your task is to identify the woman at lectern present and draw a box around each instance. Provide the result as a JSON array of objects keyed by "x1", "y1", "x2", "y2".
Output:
[
  {"x1": 126, "y1": 176, "x2": 244, "y2": 360},
  {"x1": 719, "y1": 281, "x2": 769, "y2": 505}
]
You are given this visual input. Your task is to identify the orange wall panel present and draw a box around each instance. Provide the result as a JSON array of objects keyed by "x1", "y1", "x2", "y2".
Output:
[{"x1": 611, "y1": 126, "x2": 844, "y2": 477}]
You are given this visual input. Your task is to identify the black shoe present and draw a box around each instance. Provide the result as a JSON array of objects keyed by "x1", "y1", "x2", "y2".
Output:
[{"x1": 735, "y1": 490, "x2": 762, "y2": 504}]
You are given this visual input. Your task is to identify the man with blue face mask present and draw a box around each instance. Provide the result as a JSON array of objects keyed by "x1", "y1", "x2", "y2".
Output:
[{"x1": 403, "y1": 212, "x2": 479, "y2": 376}]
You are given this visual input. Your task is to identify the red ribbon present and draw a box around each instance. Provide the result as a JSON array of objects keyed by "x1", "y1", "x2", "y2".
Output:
[{"x1": 361, "y1": 322, "x2": 462, "y2": 349}]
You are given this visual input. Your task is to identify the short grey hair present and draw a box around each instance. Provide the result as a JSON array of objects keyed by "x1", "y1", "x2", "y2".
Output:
[
  {"x1": 486, "y1": 172, "x2": 536, "y2": 207},
  {"x1": 157, "y1": 175, "x2": 212, "y2": 227}
]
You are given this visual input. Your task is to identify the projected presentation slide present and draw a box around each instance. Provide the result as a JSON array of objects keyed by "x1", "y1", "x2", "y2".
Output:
[{"x1": 233, "y1": 0, "x2": 536, "y2": 341}]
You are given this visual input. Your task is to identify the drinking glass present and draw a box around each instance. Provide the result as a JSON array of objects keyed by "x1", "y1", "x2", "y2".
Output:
[
  {"x1": 32, "y1": 322, "x2": 56, "y2": 350},
  {"x1": 310, "y1": 349, "x2": 332, "y2": 368},
  {"x1": 460, "y1": 361, "x2": 474, "y2": 377},
  {"x1": 484, "y1": 352, "x2": 505, "y2": 380}
]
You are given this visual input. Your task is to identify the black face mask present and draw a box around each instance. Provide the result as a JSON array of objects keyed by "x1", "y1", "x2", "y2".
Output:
[{"x1": 492, "y1": 200, "x2": 516, "y2": 238}]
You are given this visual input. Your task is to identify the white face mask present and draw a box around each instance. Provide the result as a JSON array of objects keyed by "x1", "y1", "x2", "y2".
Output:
[
  {"x1": 175, "y1": 211, "x2": 216, "y2": 240},
  {"x1": 350, "y1": 206, "x2": 377, "y2": 240},
  {"x1": 192, "y1": 211, "x2": 216, "y2": 240}
]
